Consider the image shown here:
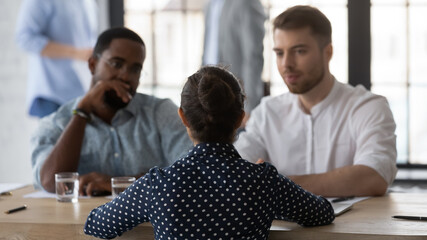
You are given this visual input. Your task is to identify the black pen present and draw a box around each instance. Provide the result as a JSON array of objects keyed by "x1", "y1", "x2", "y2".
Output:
[
  {"x1": 4, "y1": 205, "x2": 27, "y2": 214},
  {"x1": 332, "y1": 196, "x2": 355, "y2": 203},
  {"x1": 393, "y1": 215, "x2": 427, "y2": 221}
]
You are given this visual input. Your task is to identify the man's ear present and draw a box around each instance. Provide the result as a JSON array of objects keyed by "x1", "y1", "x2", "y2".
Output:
[
  {"x1": 178, "y1": 108, "x2": 190, "y2": 128},
  {"x1": 324, "y1": 43, "x2": 333, "y2": 62},
  {"x1": 88, "y1": 55, "x2": 97, "y2": 75}
]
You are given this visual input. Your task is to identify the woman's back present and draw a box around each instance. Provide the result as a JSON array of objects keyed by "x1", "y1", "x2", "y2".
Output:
[{"x1": 128, "y1": 143, "x2": 333, "y2": 239}]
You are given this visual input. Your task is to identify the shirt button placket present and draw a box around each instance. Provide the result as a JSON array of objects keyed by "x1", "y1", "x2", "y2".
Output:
[
  {"x1": 109, "y1": 127, "x2": 121, "y2": 171},
  {"x1": 305, "y1": 115, "x2": 314, "y2": 174}
]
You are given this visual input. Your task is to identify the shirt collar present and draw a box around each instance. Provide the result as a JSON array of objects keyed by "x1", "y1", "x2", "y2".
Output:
[
  {"x1": 187, "y1": 142, "x2": 242, "y2": 160},
  {"x1": 121, "y1": 94, "x2": 139, "y2": 116},
  {"x1": 310, "y1": 77, "x2": 339, "y2": 117},
  {"x1": 292, "y1": 77, "x2": 340, "y2": 117}
]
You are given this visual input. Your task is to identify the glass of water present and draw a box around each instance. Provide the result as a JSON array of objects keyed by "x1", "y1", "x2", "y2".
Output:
[
  {"x1": 55, "y1": 172, "x2": 79, "y2": 203},
  {"x1": 111, "y1": 176, "x2": 136, "y2": 197}
]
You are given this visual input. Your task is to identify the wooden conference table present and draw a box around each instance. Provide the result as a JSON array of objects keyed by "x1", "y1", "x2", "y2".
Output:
[{"x1": 1, "y1": 185, "x2": 426, "y2": 239}]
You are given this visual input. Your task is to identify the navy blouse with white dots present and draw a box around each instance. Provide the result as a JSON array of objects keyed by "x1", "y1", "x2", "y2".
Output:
[{"x1": 84, "y1": 143, "x2": 335, "y2": 239}]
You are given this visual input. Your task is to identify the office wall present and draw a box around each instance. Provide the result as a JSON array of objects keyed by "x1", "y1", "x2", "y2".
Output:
[{"x1": 0, "y1": 0, "x2": 36, "y2": 183}]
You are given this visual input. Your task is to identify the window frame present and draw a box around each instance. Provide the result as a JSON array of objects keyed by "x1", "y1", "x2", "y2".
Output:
[{"x1": 112, "y1": 0, "x2": 427, "y2": 179}]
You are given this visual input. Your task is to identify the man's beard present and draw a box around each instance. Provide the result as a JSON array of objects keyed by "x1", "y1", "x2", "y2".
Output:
[
  {"x1": 286, "y1": 65, "x2": 325, "y2": 94},
  {"x1": 103, "y1": 87, "x2": 135, "y2": 110}
]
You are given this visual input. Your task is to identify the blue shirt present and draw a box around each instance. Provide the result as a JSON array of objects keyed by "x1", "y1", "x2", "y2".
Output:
[
  {"x1": 203, "y1": 0, "x2": 225, "y2": 65},
  {"x1": 84, "y1": 143, "x2": 335, "y2": 239},
  {"x1": 15, "y1": 0, "x2": 98, "y2": 116},
  {"x1": 31, "y1": 93, "x2": 193, "y2": 190}
]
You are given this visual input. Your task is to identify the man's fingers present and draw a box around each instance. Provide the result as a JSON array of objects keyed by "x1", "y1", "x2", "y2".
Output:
[
  {"x1": 85, "y1": 182, "x2": 95, "y2": 197},
  {"x1": 78, "y1": 172, "x2": 112, "y2": 196},
  {"x1": 78, "y1": 173, "x2": 96, "y2": 196},
  {"x1": 86, "y1": 181, "x2": 111, "y2": 196},
  {"x1": 79, "y1": 176, "x2": 88, "y2": 196},
  {"x1": 111, "y1": 83, "x2": 131, "y2": 103}
]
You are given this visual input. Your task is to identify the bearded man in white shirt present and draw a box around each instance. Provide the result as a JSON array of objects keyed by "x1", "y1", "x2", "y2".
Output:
[{"x1": 235, "y1": 5, "x2": 397, "y2": 197}]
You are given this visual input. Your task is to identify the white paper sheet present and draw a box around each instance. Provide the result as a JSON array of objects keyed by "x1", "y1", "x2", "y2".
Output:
[
  {"x1": 327, "y1": 196, "x2": 370, "y2": 205},
  {"x1": 327, "y1": 196, "x2": 370, "y2": 216},
  {"x1": 23, "y1": 191, "x2": 90, "y2": 199}
]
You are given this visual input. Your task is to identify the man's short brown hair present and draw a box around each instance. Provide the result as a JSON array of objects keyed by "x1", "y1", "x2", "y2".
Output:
[{"x1": 273, "y1": 5, "x2": 332, "y2": 47}]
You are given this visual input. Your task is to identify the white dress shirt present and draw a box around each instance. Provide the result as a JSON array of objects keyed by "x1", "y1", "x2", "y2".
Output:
[{"x1": 235, "y1": 79, "x2": 398, "y2": 185}]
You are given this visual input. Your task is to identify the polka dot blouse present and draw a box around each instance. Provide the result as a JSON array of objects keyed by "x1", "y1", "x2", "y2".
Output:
[{"x1": 84, "y1": 143, "x2": 335, "y2": 239}]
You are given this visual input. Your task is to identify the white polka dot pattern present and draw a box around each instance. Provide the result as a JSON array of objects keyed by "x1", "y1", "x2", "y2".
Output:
[{"x1": 84, "y1": 143, "x2": 335, "y2": 239}]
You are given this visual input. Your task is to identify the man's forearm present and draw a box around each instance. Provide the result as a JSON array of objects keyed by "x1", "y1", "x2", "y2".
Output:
[
  {"x1": 41, "y1": 41, "x2": 92, "y2": 61},
  {"x1": 40, "y1": 116, "x2": 88, "y2": 192},
  {"x1": 289, "y1": 165, "x2": 388, "y2": 197}
]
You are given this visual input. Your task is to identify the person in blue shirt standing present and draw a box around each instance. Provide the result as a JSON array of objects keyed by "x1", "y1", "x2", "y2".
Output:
[
  {"x1": 15, "y1": 0, "x2": 98, "y2": 118},
  {"x1": 84, "y1": 66, "x2": 335, "y2": 239},
  {"x1": 31, "y1": 27, "x2": 192, "y2": 196},
  {"x1": 202, "y1": 0, "x2": 266, "y2": 126}
]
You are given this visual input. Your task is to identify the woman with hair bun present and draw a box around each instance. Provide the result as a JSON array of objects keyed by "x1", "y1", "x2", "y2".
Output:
[{"x1": 84, "y1": 66, "x2": 335, "y2": 240}]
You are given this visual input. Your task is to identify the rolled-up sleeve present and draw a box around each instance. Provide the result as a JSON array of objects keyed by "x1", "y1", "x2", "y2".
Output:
[
  {"x1": 30, "y1": 114, "x2": 63, "y2": 190},
  {"x1": 15, "y1": 0, "x2": 52, "y2": 54},
  {"x1": 351, "y1": 95, "x2": 398, "y2": 185}
]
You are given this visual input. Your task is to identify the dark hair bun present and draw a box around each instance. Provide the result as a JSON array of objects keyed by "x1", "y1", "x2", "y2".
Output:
[
  {"x1": 198, "y1": 75, "x2": 235, "y2": 116},
  {"x1": 180, "y1": 66, "x2": 245, "y2": 143}
]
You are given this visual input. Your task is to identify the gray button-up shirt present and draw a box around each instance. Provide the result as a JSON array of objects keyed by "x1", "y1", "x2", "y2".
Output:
[{"x1": 31, "y1": 93, "x2": 193, "y2": 190}]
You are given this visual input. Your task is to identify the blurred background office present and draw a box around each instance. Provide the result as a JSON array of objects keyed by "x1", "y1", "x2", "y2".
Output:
[
  {"x1": 2, "y1": 0, "x2": 427, "y2": 186},
  {"x1": 15, "y1": 0, "x2": 100, "y2": 118}
]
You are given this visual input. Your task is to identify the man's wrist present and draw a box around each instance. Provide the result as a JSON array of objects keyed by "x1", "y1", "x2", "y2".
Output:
[
  {"x1": 72, "y1": 108, "x2": 92, "y2": 122},
  {"x1": 76, "y1": 101, "x2": 93, "y2": 116}
]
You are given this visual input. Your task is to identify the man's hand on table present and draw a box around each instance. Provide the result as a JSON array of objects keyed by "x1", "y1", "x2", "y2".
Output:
[{"x1": 79, "y1": 172, "x2": 112, "y2": 196}]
